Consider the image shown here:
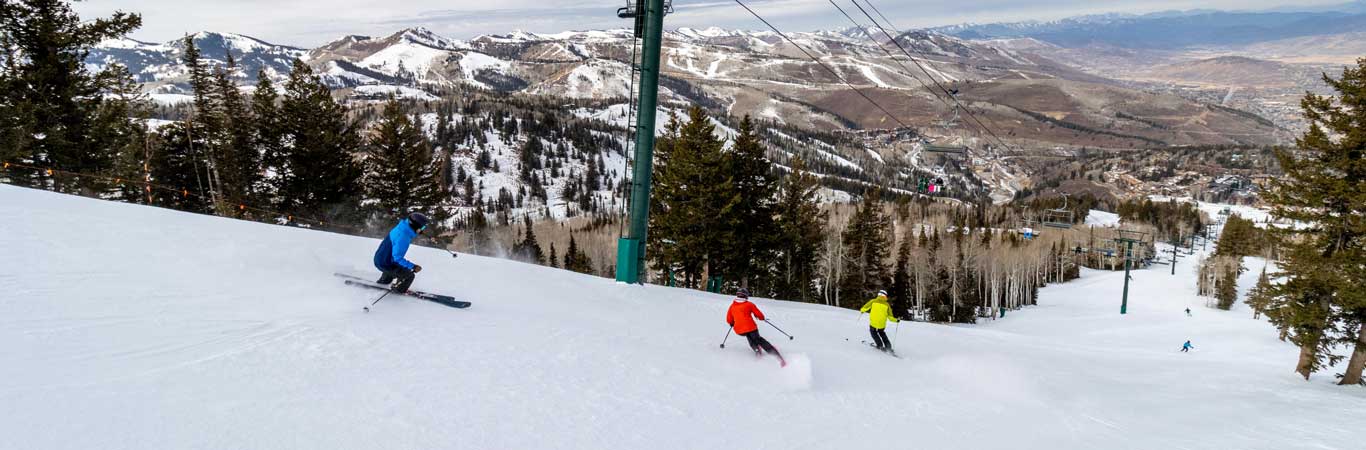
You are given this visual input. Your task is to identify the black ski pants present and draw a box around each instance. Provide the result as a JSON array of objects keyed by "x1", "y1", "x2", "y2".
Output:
[
  {"x1": 870, "y1": 326, "x2": 891, "y2": 350},
  {"x1": 741, "y1": 330, "x2": 781, "y2": 357},
  {"x1": 377, "y1": 266, "x2": 416, "y2": 293}
]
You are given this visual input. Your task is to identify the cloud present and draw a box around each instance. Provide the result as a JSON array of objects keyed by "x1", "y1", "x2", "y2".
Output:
[{"x1": 73, "y1": 0, "x2": 1348, "y2": 46}]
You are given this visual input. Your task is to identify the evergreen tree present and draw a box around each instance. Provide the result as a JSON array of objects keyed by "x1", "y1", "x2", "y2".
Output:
[
  {"x1": 94, "y1": 63, "x2": 151, "y2": 203},
  {"x1": 722, "y1": 115, "x2": 779, "y2": 291},
  {"x1": 1215, "y1": 263, "x2": 1240, "y2": 310},
  {"x1": 0, "y1": 21, "x2": 29, "y2": 166},
  {"x1": 363, "y1": 97, "x2": 442, "y2": 218},
  {"x1": 149, "y1": 121, "x2": 213, "y2": 212},
  {"x1": 1245, "y1": 266, "x2": 1273, "y2": 320},
  {"x1": 211, "y1": 52, "x2": 258, "y2": 210},
  {"x1": 461, "y1": 173, "x2": 476, "y2": 206},
  {"x1": 565, "y1": 234, "x2": 594, "y2": 275},
  {"x1": 1216, "y1": 215, "x2": 1260, "y2": 258},
  {"x1": 275, "y1": 59, "x2": 362, "y2": 222},
  {"x1": 549, "y1": 242, "x2": 560, "y2": 269},
  {"x1": 772, "y1": 157, "x2": 827, "y2": 302},
  {"x1": 647, "y1": 108, "x2": 733, "y2": 289},
  {"x1": 585, "y1": 150, "x2": 601, "y2": 191},
  {"x1": 251, "y1": 71, "x2": 283, "y2": 199},
  {"x1": 0, "y1": 0, "x2": 142, "y2": 190},
  {"x1": 179, "y1": 35, "x2": 224, "y2": 210},
  {"x1": 839, "y1": 190, "x2": 892, "y2": 309},
  {"x1": 519, "y1": 138, "x2": 543, "y2": 183},
  {"x1": 891, "y1": 232, "x2": 912, "y2": 319},
  {"x1": 1262, "y1": 59, "x2": 1366, "y2": 384},
  {"x1": 512, "y1": 216, "x2": 544, "y2": 265}
]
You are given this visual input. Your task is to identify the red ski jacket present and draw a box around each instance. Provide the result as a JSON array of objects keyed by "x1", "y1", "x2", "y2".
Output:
[{"x1": 726, "y1": 299, "x2": 765, "y2": 334}]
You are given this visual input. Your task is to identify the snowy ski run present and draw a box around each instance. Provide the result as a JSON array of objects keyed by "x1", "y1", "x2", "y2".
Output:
[{"x1": 1, "y1": 184, "x2": 1363, "y2": 450}]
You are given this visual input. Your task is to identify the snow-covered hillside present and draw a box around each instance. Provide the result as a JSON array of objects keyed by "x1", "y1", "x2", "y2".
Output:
[{"x1": 2, "y1": 185, "x2": 1362, "y2": 449}]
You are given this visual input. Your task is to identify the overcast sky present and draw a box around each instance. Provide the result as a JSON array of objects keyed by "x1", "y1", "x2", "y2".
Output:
[{"x1": 74, "y1": 0, "x2": 1350, "y2": 47}]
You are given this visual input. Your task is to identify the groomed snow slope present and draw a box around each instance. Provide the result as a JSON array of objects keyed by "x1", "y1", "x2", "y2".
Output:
[{"x1": 1, "y1": 185, "x2": 1362, "y2": 450}]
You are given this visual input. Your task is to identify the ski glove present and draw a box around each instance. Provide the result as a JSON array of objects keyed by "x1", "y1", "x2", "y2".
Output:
[{"x1": 413, "y1": 265, "x2": 423, "y2": 273}]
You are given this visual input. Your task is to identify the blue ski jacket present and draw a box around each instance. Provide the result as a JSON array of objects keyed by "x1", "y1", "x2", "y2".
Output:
[{"x1": 374, "y1": 219, "x2": 418, "y2": 271}]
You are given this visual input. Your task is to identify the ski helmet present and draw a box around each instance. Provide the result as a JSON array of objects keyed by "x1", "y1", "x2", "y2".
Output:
[
  {"x1": 736, "y1": 288, "x2": 750, "y2": 299},
  {"x1": 408, "y1": 212, "x2": 430, "y2": 231},
  {"x1": 877, "y1": 289, "x2": 888, "y2": 297}
]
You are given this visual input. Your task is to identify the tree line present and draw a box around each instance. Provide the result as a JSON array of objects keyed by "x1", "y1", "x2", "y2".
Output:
[{"x1": 640, "y1": 107, "x2": 1095, "y2": 323}]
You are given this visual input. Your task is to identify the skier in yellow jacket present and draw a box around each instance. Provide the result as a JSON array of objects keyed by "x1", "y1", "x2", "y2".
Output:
[{"x1": 860, "y1": 290, "x2": 900, "y2": 352}]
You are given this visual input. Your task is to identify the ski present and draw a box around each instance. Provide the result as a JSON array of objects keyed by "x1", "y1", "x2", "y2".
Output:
[
  {"x1": 335, "y1": 273, "x2": 471, "y2": 309},
  {"x1": 859, "y1": 340, "x2": 902, "y2": 358}
]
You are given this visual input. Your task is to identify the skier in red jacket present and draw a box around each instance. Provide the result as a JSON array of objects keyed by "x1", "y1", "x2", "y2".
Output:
[{"x1": 726, "y1": 288, "x2": 786, "y2": 366}]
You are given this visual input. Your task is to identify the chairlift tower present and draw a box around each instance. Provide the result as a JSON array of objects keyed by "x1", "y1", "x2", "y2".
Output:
[
  {"x1": 614, "y1": 0, "x2": 671, "y2": 284},
  {"x1": 1113, "y1": 229, "x2": 1150, "y2": 314}
]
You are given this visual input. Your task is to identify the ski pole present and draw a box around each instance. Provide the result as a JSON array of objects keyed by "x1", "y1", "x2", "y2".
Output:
[
  {"x1": 893, "y1": 320, "x2": 902, "y2": 347},
  {"x1": 720, "y1": 327, "x2": 732, "y2": 349},
  {"x1": 764, "y1": 319, "x2": 794, "y2": 340},
  {"x1": 363, "y1": 290, "x2": 392, "y2": 312}
]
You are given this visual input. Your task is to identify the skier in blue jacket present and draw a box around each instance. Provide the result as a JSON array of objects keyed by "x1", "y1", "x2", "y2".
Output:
[{"x1": 373, "y1": 212, "x2": 429, "y2": 293}]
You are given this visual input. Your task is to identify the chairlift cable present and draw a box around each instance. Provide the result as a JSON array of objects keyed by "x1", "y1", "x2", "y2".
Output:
[{"x1": 734, "y1": 0, "x2": 911, "y2": 130}]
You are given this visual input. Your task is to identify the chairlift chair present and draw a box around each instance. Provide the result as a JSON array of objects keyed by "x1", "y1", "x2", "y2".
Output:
[
  {"x1": 1042, "y1": 193, "x2": 1074, "y2": 229},
  {"x1": 617, "y1": 0, "x2": 674, "y2": 37},
  {"x1": 923, "y1": 104, "x2": 969, "y2": 155}
]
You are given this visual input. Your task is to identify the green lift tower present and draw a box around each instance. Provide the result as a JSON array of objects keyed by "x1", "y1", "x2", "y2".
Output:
[{"x1": 615, "y1": 0, "x2": 668, "y2": 284}]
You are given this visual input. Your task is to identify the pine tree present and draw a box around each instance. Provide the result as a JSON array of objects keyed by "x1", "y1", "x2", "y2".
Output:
[
  {"x1": 0, "y1": 1, "x2": 142, "y2": 190},
  {"x1": 585, "y1": 150, "x2": 601, "y2": 191},
  {"x1": 772, "y1": 157, "x2": 827, "y2": 302},
  {"x1": 211, "y1": 52, "x2": 258, "y2": 210},
  {"x1": 180, "y1": 35, "x2": 224, "y2": 211},
  {"x1": 251, "y1": 71, "x2": 283, "y2": 199},
  {"x1": 0, "y1": 23, "x2": 28, "y2": 166},
  {"x1": 549, "y1": 242, "x2": 560, "y2": 269},
  {"x1": 149, "y1": 121, "x2": 213, "y2": 212},
  {"x1": 363, "y1": 97, "x2": 442, "y2": 219},
  {"x1": 565, "y1": 234, "x2": 594, "y2": 275},
  {"x1": 519, "y1": 138, "x2": 543, "y2": 183},
  {"x1": 92, "y1": 63, "x2": 151, "y2": 203},
  {"x1": 891, "y1": 232, "x2": 912, "y2": 319},
  {"x1": 512, "y1": 216, "x2": 544, "y2": 265},
  {"x1": 723, "y1": 115, "x2": 779, "y2": 291},
  {"x1": 276, "y1": 59, "x2": 362, "y2": 222},
  {"x1": 839, "y1": 189, "x2": 892, "y2": 309},
  {"x1": 1215, "y1": 262, "x2": 1240, "y2": 310},
  {"x1": 647, "y1": 108, "x2": 734, "y2": 289},
  {"x1": 1245, "y1": 266, "x2": 1273, "y2": 320},
  {"x1": 1262, "y1": 58, "x2": 1366, "y2": 384}
]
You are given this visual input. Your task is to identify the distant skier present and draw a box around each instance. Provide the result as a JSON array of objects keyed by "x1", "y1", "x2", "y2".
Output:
[
  {"x1": 726, "y1": 288, "x2": 786, "y2": 367},
  {"x1": 1181, "y1": 340, "x2": 1194, "y2": 352},
  {"x1": 860, "y1": 290, "x2": 900, "y2": 353},
  {"x1": 1185, "y1": 308, "x2": 1192, "y2": 317},
  {"x1": 373, "y1": 212, "x2": 429, "y2": 293}
]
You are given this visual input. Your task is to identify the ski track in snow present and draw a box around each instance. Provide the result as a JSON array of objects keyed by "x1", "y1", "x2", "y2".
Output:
[{"x1": 0, "y1": 185, "x2": 1363, "y2": 450}]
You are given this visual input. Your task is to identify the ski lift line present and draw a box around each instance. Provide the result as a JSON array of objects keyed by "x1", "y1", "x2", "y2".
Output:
[
  {"x1": 853, "y1": 0, "x2": 1013, "y2": 153},
  {"x1": 825, "y1": 0, "x2": 950, "y2": 110},
  {"x1": 733, "y1": 0, "x2": 911, "y2": 130},
  {"x1": 852, "y1": 0, "x2": 1019, "y2": 154}
]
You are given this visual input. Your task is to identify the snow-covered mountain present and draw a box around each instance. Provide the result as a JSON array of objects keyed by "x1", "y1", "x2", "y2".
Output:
[
  {"x1": 3, "y1": 180, "x2": 1362, "y2": 449},
  {"x1": 87, "y1": 26, "x2": 1292, "y2": 205},
  {"x1": 92, "y1": 26, "x2": 1280, "y2": 148},
  {"x1": 89, "y1": 32, "x2": 306, "y2": 103}
]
